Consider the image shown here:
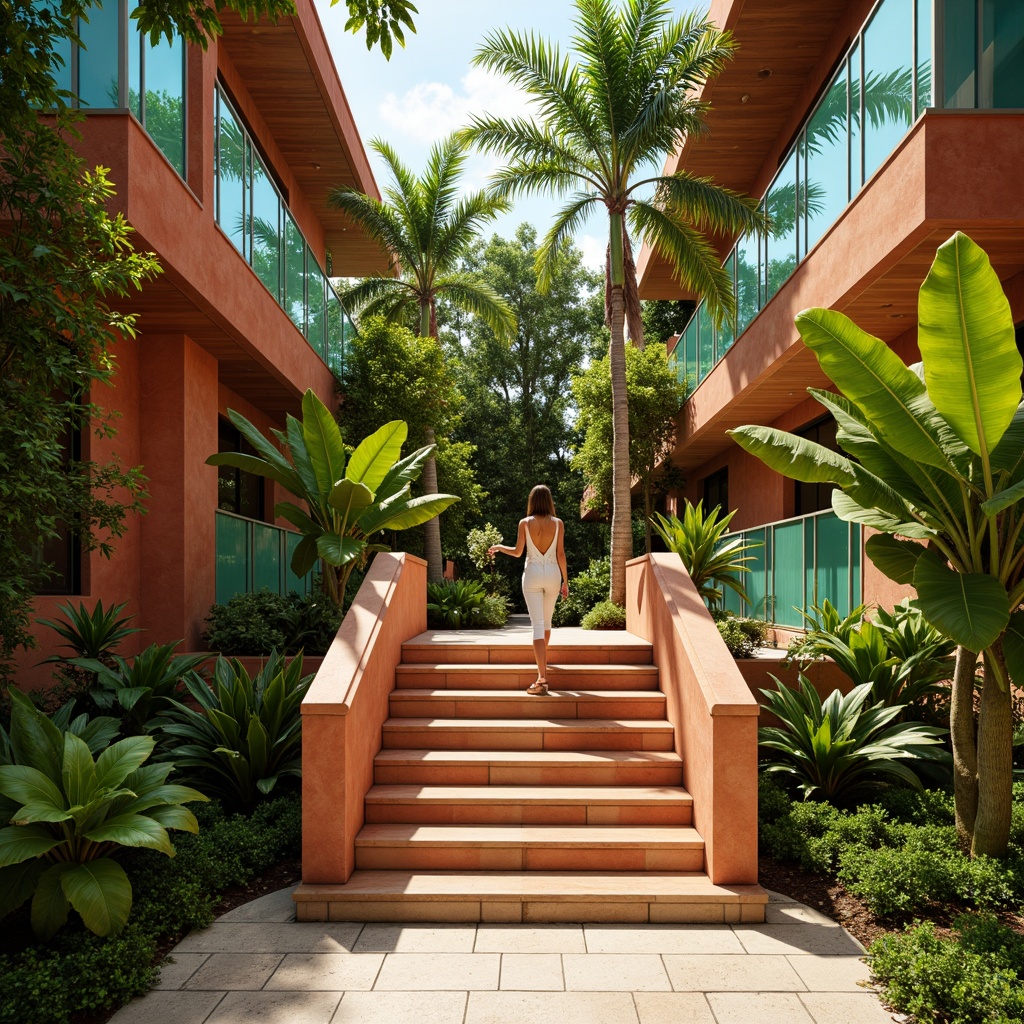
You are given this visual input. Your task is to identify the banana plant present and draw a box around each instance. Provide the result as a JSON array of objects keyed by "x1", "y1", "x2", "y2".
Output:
[
  {"x1": 0, "y1": 688, "x2": 206, "y2": 939},
  {"x1": 729, "y1": 231, "x2": 1024, "y2": 857},
  {"x1": 207, "y1": 389, "x2": 459, "y2": 606}
]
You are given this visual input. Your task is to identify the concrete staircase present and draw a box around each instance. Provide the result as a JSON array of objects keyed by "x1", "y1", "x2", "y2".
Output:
[{"x1": 296, "y1": 628, "x2": 766, "y2": 924}]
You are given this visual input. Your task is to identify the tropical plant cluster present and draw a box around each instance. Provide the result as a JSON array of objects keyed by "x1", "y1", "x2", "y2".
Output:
[
  {"x1": 552, "y1": 557, "x2": 612, "y2": 627},
  {"x1": 580, "y1": 601, "x2": 627, "y2": 631},
  {"x1": 203, "y1": 589, "x2": 343, "y2": 657},
  {"x1": 426, "y1": 580, "x2": 508, "y2": 630},
  {"x1": 713, "y1": 614, "x2": 771, "y2": 659}
]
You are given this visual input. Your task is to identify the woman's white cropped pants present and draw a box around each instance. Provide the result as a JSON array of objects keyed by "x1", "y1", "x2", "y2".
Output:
[{"x1": 522, "y1": 561, "x2": 561, "y2": 640}]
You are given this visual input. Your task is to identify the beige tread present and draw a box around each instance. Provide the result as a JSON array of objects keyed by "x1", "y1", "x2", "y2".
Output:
[
  {"x1": 389, "y1": 689, "x2": 666, "y2": 720},
  {"x1": 356, "y1": 824, "x2": 703, "y2": 848},
  {"x1": 365, "y1": 784, "x2": 692, "y2": 806},
  {"x1": 401, "y1": 636, "x2": 653, "y2": 666},
  {"x1": 395, "y1": 663, "x2": 660, "y2": 690}
]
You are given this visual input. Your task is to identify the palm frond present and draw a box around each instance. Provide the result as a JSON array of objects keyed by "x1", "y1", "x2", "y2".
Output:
[
  {"x1": 434, "y1": 273, "x2": 517, "y2": 342},
  {"x1": 572, "y1": 0, "x2": 633, "y2": 143},
  {"x1": 431, "y1": 189, "x2": 511, "y2": 270},
  {"x1": 636, "y1": 172, "x2": 766, "y2": 237},
  {"x1": 535, "y1": 191, "x2": 602, "y2": 292},
  {"x1": 488, "y1": 160, "x2": 601, "y2": 203},
  {"x1": 327, "y1": 187, "x2": 420, "y2": 268},
  {"x1": 340, "y1": 275, "x2": 413, "y2": 316}
]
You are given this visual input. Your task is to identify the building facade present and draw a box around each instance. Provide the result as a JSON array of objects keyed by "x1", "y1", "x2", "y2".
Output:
[
  {"x1": 19, "y1": 0, "x2": 385, "y2": 684},
  {"x1": 638, "y1": 0, "x2": 1024, "y2": 628}
]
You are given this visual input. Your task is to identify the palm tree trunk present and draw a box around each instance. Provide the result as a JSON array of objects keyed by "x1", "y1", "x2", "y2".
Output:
[
  {"x1": 950, "y1": 644, "x2": 979, "y2": 851},
  {"x1": 972, "y1": 643, "x2": 1013, "y2": 858},
  {"x1": 608, "y1": 211, "x2": 632, "y2": 606}
]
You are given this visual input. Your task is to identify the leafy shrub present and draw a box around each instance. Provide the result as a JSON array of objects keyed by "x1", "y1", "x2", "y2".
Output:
[
  {"x1": 0, "y1": 688, "x2": 206, "y2": 939},
  {"x1": 552, "y1": 557, "x2": 609, "y2": 627},
  {"x1": 759, "y1": 676, "x2": 950, "y2": 803},
  {"x1": 204, "y1": 589, "x2": 343, "y2": 657},
  {"x1": 717, "y1": 615, "x2": 770, "y2": 658},
  {"x1": 426, "y1": 579, "x2": 487, "y2": 629},
  {"x1": 466, "y1": 523, "x2": 503, "y2": 570},
  {"x1": 581, "y1": 601, "x2": 626, "y2": 630},
  {"x1": 154, "y1": 652, "x2": 311, "y2": 811},
  {"x1": 474, "y1": 593, "x2": 509, "y2": 629},
  {"x1": 37, "y1": 599, "x2": 141, "y2": 663},
  {"x1": 757, "y1": 774, "x2": 792, "y2": 824},
  {"x1": 869, "y1": 914, "x2": 1024, "y2": 1024}
]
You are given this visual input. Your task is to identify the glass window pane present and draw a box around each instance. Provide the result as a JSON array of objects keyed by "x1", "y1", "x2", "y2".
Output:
[
  {"x1": 697, "y1": 302, "x2": 714, "y2": 382},
  {"x1": 216, "y1": 96, "x2": 246, "y2": 255},
  {"x1": 251, "y1": 152, "x2": 281, "y2": 300},
  {"x1": 916, "y1": 0, "x2": 933, "y2": 115},
  {"x1": 717, "y1": 254, "x2": 735, "y2": 358},
  {"x1": 684, "y1": 316, "x2": 698, "y2": 387},
  {"x1": 144, "y1": 32, "x2": 184, "y2": 175},
  {"x1": 849, "y1": 42, "x2": 863, "y2": 189},
  {"x1": 862, "y1": 0, "x2": 913, "y2": 182},
  {"x1": 128, "y1": 0, "x2": 140, "y2": 117},
  {"x1": 944, "y1": 0, "x2": 977, "y2": 107},
  {"x1": 285, "y1": 214, "x2": 306, "y2": 332},
  {"x1": 805, "y1": 67, "x2": 849, "y2": 254},
  {"x1": 765, "y1": 150, "x2": 797, "y2": 302},
  {"x1": 39, "y1": 0, "x2": 73, "y2": 97},
  {"x1": 983, "y1": 0, "x2": 1024, "y2": 108},
  {"x1": 77, "y1": 0, "x2": 119, "y2": 108},
  {"x1": 736, "y1": 230, "x2": 760, "y2": 335},
  {"x1": 326, "y1": 289, "x2": 343, "y2": 376},
  {"x1": 306, "y1": 261, "x2": 326, "y2": 356}
]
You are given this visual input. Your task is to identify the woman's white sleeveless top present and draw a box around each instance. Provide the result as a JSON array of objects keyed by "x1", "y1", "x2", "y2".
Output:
[{"x1": 524, "y1": 518, "x2": 559, "y2": 568}]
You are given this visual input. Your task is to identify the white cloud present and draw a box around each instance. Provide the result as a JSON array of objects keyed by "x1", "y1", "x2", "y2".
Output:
[{"x1": 577, "y1": 233, "x2": 607, "y2": 273}]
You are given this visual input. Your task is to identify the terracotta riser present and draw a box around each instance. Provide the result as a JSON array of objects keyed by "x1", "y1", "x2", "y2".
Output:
[
  {"x1": 395, "y1": 671, "x2": 659, "y2": 690},
  {"x1": 373, "y1": 765, "x2": 685, "y2": 786},
  {"x1": 381, "y1": 729, "x2": 675, "y2": 751},
  {"x1": 401, "y1": 647, "x2": 652, "y2": 666},
  {"x1": 354, "y1": 848, "x2": 705, "y2": 871},
  {"x1": 363, "y1": 806, "x2": 692, "y2": 826},
  {"x1": 388, "y1": 699, "x2": 667, "y2": 720}
]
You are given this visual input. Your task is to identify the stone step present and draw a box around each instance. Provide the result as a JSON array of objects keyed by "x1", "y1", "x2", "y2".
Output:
[
  {"x1": 388, "y1": 689, "x2": 666, "y2": 720},
  {"x1": 363, "y1": 784, "x2": 692, "y2": 826},
  {"x1": 395, "y1": 662, "x2": 661, "y2": 690},
  {"x1": 373, "y1": 749, "x2": 684, "y2": 786},
  {"x1": 380, "y1": 717, "x2": 675, "y2": 752},
  {"x1": 401, "y1": 632, "x2": 653, "y2": 666},
  {"x1": 292, "y1": 871, "x2": 768, "y2": 923},
  {"x1": 354, "y1": 824, "x2": 704, "y2": 871}
]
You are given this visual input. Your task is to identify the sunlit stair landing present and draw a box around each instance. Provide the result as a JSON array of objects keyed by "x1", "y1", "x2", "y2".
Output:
[{"x1": 293, "y1": 625, "x2": 767, "y2": 924}]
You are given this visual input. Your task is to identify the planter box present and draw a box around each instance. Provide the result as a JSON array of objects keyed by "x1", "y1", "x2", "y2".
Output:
[
  {"x1": 734, "y1": 650, "x2": 853, "y2": 727},
  {"x1": 184, "y1": 653, "x2": 326, "y2": 677}
]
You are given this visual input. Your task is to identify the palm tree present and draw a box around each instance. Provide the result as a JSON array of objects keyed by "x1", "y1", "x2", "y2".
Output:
[
  {"x1": 461, "y1": 0, "x2": 765, "y2": 605},
  {"x1": 328, "y1": 134, "x2": 515, "y2": 581}
]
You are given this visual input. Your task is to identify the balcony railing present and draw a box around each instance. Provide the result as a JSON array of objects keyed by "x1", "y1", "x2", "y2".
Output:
[
  {"x1": 721, "y1": 509, "x2": 862, "y2": 628},
  {"x1": 214, "y1": 510, "x2": 315, "y2": 605}
]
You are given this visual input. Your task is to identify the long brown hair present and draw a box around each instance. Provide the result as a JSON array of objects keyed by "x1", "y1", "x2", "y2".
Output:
[{"x1": 527, "y1": 484, "x2": 555, "y2": 517}]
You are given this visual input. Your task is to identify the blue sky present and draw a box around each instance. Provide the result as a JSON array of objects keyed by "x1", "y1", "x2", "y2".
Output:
[{"x1": 313, "y1": 0, "x2": 609, "y2": 269}]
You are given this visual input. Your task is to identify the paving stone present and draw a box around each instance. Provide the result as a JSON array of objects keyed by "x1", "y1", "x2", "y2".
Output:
[
  {"x1": 799, "y1": 992, "x2": 893, "y2": 1023},
  {"x1": 107, "y1": 991, "x2": 225, "y2": 1024},
  {"x1": 354, "y1": 924, "x2": 477, "y2": 952},
  {"x1": 153, "y1": 954, "x2": 210, "y2": 990},
  {"x1": 732, "y1": 923, "x2": 865, "y2": 956},
  {"x1": 562, "y1": 953, "x2": 671, "y2": 991},
  {"x1": 465, "y1": 991, "x2": 639, "y2": 1024},
  {"x1": 184, "y1": 954, "x2": 284, "y2": 991},
  {"x1": 786, "y1": 954, "x2": 873, "y2": 992},
  {"x1": 373, "y1": 952, "x2": 501, "y2": 991},
  {"x1": 662, "y1": 953, "x2": 806, "y2": 992},
  {"x1": 706, "y1": 991, "x2": 815, "y2": 1023},
  {"x1": 264, "y1": 953, "x2": 384, "y2": 991},
  {"x1": 632, "y1": 992, "x2": 717, "y2": 1023},
  {"x1": 764, "y1": 904, "x2": 840, "y2": 926},
  {"x1": 474, "y1": 925, "x2": 586, "y2": 953},
  {"x1": 174, "y1": 923, "x2": 363, "y2": 954},
  {"x1": 499, "y1": 953, "x2": 564, "y2": 990},
  {"x1": 218, "y1": 888, "x2": 297, "y2": 923},
  {"x1": 584, "y1": 925, "x2": 743, "y2": 954},
  {"x1": 205, "y1": 990, "x2": 342, "y2": 1023},
  {"x1": 331, "y1": 991, "x2": 468, "y2": 1024}
]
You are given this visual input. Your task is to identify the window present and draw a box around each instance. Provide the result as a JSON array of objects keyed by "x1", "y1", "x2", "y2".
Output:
[
  {"x1": 765, "y1": 149, "x2": 798, "y2": 302},
  {"x1": 703, "y1": 468, "x2": 729, "y2": 514},
  {"x1": 795, "y1": 416, "x2": 840, "y2": 515},
  {"x1": 217, "y1": 420, "x2": 264, "y2": 521},
  {"x1": 36, "y1": 422, "x2": 81, "y2": 595},
  {"x1": 944, "y1": 0, "x2": 1024, "y2": 109}
]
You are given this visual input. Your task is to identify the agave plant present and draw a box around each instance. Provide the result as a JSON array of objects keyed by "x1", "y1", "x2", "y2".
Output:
[
  {"x1": 0, "y1": 689, "x2": 206, "y2": 939},
  {"x1": 759, "y1": 676, "x2": 950, "y2": 804},
  {"x1": 153, "y1": 651, "x2": 311, "y2": 811},
  {"x1": 426, "y1": 579, "x2": 487, "y2": 629},
  {"x1": 37, "y1": 599, "x2": 141, "y2": 663},
  {"x1": 650, "y1": 502, "x2": 760, "y2": 607},
  {"x1": 208, "y1": 389, "x2": 458, "y2": 606},
  {"x1": 788, "y1": 600, "x2": 867, "y2": 657},
  {"x1": 70, "y1": 642, "x2": 208, "y2": 735}
]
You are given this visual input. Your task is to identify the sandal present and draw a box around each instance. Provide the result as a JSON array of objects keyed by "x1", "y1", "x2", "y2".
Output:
[{"x1": 526, "y1": 680, "x2": 549, "y2": 696}]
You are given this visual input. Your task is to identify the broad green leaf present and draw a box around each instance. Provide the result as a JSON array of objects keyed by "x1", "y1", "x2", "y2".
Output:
[
  {"x1": 206, "y1": 452, "x2": 301, "y2": 495},
  {"x1": 991, "y1": 402, "x2": 1024, "y2": 475},
  {"x1": 795, "y1": 307, "x2": 966, "y2": 471},
  {"x1": 918, "y1": 232, "x2": 1021, "y2": 458},
  {"x1": 256, "y1": 775, "x2": 279, "y2": 795},
  {"x1": 8, "y1": 689, "x2": 63, "y2": 784},
  {"x1": 346, "y1": 420, "x2": 408, "y2": 492},
  {"x1": 226, "y1": 408, "x2": 300, "y2": 483},
  {"x1": 0, "y1": 860, "x2": 45, "y2": 918},
  {"x1": 1002, "y1": 610, "x2": 1024, "y2": 687},
  {"x1": 980, "y1": 478, "x2": 1024, "y2": 517},
  {"x1": 301, "y1": 389, "x2": 347, "y2": 499},
  {"x1": 115, "y1": 687, "x2": 150, "y2": 712},
  {"x1": 374, "y1": 443, "x2": 434, "y2": 502},
  {"x1": 61, "y1": 859, "x2": 132, "y2": 937},
  {"x1": 831, "y1": 491, "x2": 933, "y2": 539},
  {"x1": 846, "y1": 465, "x2": 918, "y2": 523},
  {"x1": 914, "y1": 548, "x2": 1009, "y2": 652},
  {"x1": 316, "y1": 533, "x2": 366, "y2": 567},
  {"x1": 328, "y1": 478, "x2": 375, "y2": 518},
  {"x1": 62, "y1": 733, "x2": 98, "y2": 808},
  {"x1": 291, "y1": 534, "x2": 320, "y2": 578},
  {"x1": 145, "y1": 804, "x2": 199, "y2": 833},
  {"x1": 84, "y1": 813, "x2": 174, "y2": 855},
  {"x1": 0, "y1": 764, "x2": 65, "y2": 809},
  {"x1": 865, "y1": 534, "x2": 927, "y2": 585},
  {"x1": 10, "y1": 802, "x2": 72, "y2": 825},
  {"x1": 95, "y1": 736, "x2": 156, "y2": 791},
  {"x1": 32, "y1": 863, "x2": 72, "y2": 941},
  {"x1": 281, "y1": 413, "x2": 320, "y2": 499},
  {"x1": 0, "y1": 823, "x2": 64, "y2": 866},
  {"x1": 359, "y1": 494, "x2": 460, "y2": 535},
  {"x1": 274, "y1": 501, "x2": 322, "y2": 536},
  {"x1": 726, "y1": 425, "x2": 857, "y2": 485}
]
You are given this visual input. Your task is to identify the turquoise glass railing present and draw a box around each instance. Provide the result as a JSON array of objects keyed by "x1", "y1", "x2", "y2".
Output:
[
  {"x1": 669, "y1": 0, "x2": 1024, "y2": 392},
  {"x1": 215, "y1": 510, "x2": 315, "y2": 605},
  {"x1": 721, "y1": 510, "x2": 862, "y2": 628}
]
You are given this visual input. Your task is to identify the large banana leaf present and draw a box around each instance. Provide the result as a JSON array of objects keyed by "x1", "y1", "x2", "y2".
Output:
[
  {"x1": 865, "y1": 533, "x2": 927, "y2": 585},
  {"x1": 0, "y1": 823, "x2": 63, "y2": 865},
  {"x1": 374, "y1": 444, "x2": 436, "y2": 503},
  {"x1": 913, "y1": 548, "x2": 1009, "y2": 652},
  {"x1": 62, "y1": 732, "x2": 98, "y2": 808},
  {"x1": 1002, "y1": 610, "x2": 1024, "y2": 687},
  {"x1": 726, "y1": 425, "x2": 857, "y2": 485},
  {"x1": 276, "y1": 414, "x2": 320, "y2": 500},
  {"x1": 290, "y1": 534, "x2": 320, "y2": 578},
  {"x1": 301, "y1": 390, "x2": 348, "y2": 501},
  {"x1": 918, "y1": 232, "x2": 1021, "y2": 458},
  {"x1": 0, "y1": 764, "x2": 65, "y2": 809},
  {"x1": 358, "y1": 493, "x2": 460, "y2": 535},
  {"x1": 61, "y1": 859, "x2": 132, "y2": 937},
  {"x1": 225, "y1": 408, "x2": 304, "y2": 492},
  {"x1": 317, "y1": 533, "x2": 366, "y2": 566},
  {"x1": 831, "y1": 491, "x2": 933, "y2": 539},
  {"x1": 990, "y1": 403, "x2": 1024, "y2": 477},
  {"x1": 84, "y1": 812, "x2": 175, "y2": 854},
  {"x1": 981, "y1": 478, "x2": 1024, "y2": 517},
  {"x1": 347, "y1": 420, "x2": 408, "y2": 492},
  {"x1": 274, "y1": 501, "x2": 323, "y2": 536},
  {"x1": 206, "y1": 451, "x2": 300, "y2": 495},
  {"x1": 329, "y1": 478, "x2": 375, "y2": 519},
  {"x1": 795, "y1": 307, "x2": 967, "y2": 472}
]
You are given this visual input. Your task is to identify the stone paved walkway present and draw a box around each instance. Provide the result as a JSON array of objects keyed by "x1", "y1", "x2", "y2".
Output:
[{"x1": 107, "y1": 886, "x2": 893, "y2": 1024}]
